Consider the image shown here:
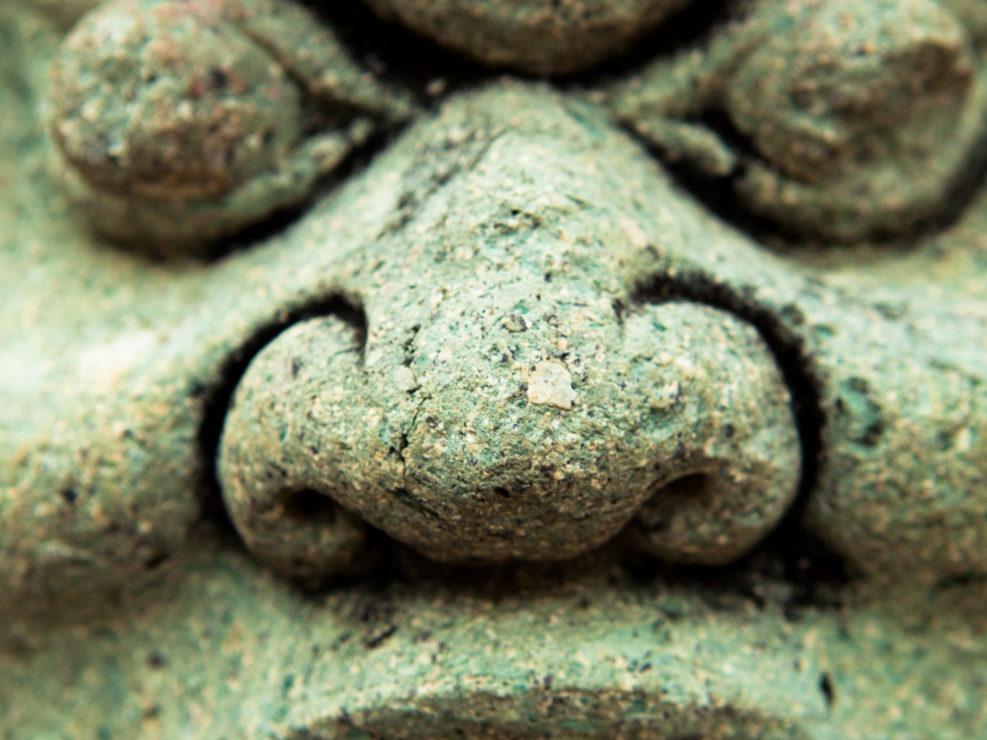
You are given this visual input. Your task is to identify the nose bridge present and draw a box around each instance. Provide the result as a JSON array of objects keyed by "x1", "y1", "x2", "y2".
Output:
[{"x1": 403, "y1": 271, "x2": 621, "y2": 387}]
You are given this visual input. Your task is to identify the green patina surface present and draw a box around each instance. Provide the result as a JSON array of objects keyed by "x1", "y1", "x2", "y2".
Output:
[
  {"x1": 360, "y1": 0, "x2": 693, "y2": 75},
  {"x1": 1, "y1": 2, "x2": 986, "y2": 738}
]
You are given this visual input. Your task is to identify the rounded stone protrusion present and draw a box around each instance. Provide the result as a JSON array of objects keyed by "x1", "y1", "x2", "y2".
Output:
[
  {"x1": 217, "y1": 291, "x2": 800, "y2": 578},
  {"x1": 217, "y1": 316, "x2": 370, "y2": 581},
  {"x1": 622, "y1": 305, "x2": 801, "y2": 565},
  {"x1": 802, "y1": 304, "x2": 987, "y2": 585},
  {"x1": 729, "y1": 0, "x2": 974, "y2": 182},
  {"x1": 362, "y1": 0, "x2": 693, "y2": 76},
  {"x1": 45, "y1": 0, "x2": 412, "y2": 256},
  {"x1": 49, "y1": 1, "x2": 304, "y2": 203},
  {"x1": 610, "y1": 0, "x2": 986, "y2": 242},
  {"x1": 730, "y1": 0, "x2": 982, "y2": 240}
]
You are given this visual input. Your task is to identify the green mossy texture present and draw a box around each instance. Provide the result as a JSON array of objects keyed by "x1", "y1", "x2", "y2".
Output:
[
  {"x1": 610, "y1": 0, "x2": 987, "y2": 242},
  {"x1": 1, "y1": 2, "x2": 986, "y2": 738},
  {"x1": 362, "y1": 0, "x2": 692, "y2": 75}
]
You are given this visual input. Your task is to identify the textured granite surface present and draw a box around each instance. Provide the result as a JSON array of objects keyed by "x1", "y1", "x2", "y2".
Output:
[{"x1": 1, "y1": 1, "x2": 985, "y2": 738}]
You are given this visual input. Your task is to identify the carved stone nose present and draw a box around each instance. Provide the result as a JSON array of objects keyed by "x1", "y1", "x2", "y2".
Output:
[{"x1": 217, "y1": 281, "x2": 800, "y2": 579}]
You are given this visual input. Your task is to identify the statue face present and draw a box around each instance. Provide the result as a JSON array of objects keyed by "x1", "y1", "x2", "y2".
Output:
[{"x1": 1, "y1": 1, "x2": 985, "y2": 737}]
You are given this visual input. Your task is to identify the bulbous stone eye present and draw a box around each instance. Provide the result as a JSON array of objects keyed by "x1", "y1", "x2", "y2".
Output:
[
  {"x1": 727, "y1": 0, "x2": 975, "y2": 184},
  {"x1": 49, "y1": 0, "x2": 303, "y2": 201},
  {"x1": 44, "y1": 0, "x2": 413, "y2": 256},
  {"x1": 725, "y1": 0, "x2": 985, "y2": 241},
  {"x1": 609, "y1": 0, "x2": 986, "y2": 242}
]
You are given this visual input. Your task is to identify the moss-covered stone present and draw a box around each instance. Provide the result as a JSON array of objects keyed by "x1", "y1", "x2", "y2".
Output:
[
  {"x1": 362, "y1": 0, "x2": 693, "y2": 75},
  {"x1": 45, "y1": 0, "x2": 414, "y2": 255},
  {"x1": 609, "y1": 0, "x2": 987, "y2": 242},
  {"x1": 1, "y1": 2, "x2": 986, "y2": 738}
]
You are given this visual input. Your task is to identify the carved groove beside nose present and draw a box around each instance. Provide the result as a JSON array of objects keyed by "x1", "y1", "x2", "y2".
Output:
[{"x1": 217, "y1": 292, "x2": 800, "y2": 578}]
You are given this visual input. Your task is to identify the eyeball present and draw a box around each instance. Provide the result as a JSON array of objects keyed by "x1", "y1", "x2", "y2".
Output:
[
  {"x1": 49, "y1": 0, "x2": 303, "y2": 202},
  {"x1": 727, "y1": 0, "x2": 976, "y2": 184},
  {"x1": 45, "y1": 0, "x2": 412, "y2": 256}
]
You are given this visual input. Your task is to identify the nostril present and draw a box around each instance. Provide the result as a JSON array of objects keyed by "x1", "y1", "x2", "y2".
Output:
[
  {"x1": 615, "y1": 302, "x2": 801, "y2": 568},
  {"x1": 648, "y1": 472, "x2": 714, "y2": 502},
  {"x1": 631, "y1": 465, "x2": 780, "y2": 566},
  {"x1": 215, "y1": 312, "x2": 373, "y2": 581},
  {"x1": 279, "y1": 489, "x2": 340, "y2": 525},
  {"x1": 634, "y1": 470, "x2": 718, "y2": 536},
  {"x1": 230, "y1": 482, "x2": 368, "y2": 582},
  {"x1": 639, "y1": 472, "x2": 717, "y2": 534}
]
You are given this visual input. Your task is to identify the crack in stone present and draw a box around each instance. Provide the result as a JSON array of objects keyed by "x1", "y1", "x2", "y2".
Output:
[{"x1": 400, "y1": 391, "x2": 430, "y2": 494}]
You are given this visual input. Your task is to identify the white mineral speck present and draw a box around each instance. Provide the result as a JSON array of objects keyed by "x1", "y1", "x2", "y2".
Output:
[
  {"x1": 392, "y1": 365, "x2": 418, "y2": 392},
  {"x1": 527, "y1": 360, "x2": 577, "y2": 410}
]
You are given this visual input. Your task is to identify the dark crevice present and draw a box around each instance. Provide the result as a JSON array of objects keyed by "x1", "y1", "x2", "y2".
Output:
[
  {"x1": 280, "y1": 489, "x2": 340, "y2": 526},
  {"x1": 402, "y1": 324, "x2": 421, "y2": 367},
  {"x1": 819, "y1": 672, "x2": 836, "y2": 709},
  {"x1": 685, "y1": 109, "x2": 758, "y2": 166},
  {"x1": 625, "y1": 112, "x2": 820, "y2": 248},
  {"x1": 363, "y1": 623, "x2": 398, "y2": 649},
  {"x1": 194, "y1": 295, "x2": 368, "y2": 539},
  {"x1": 289, "y1": 526, "x2": 404, "y2": 601},
  {"x1": 298, "y1": 2, "x2": 490, "y2": 97},
  {"x1": 934, "y1": 571, "x2": 987, "y2": 591},
  {"x1": 911, "y1": 122, "x2": 987, "y2": 240},
  {"x1": 580, "y1": 0, "x2": 742, "y2": 84},
  {"x1": 631, "y1": 272, "x2": 849, "y2": 605},
  {"x1": 638, "y1": 471, "x2": 720, "y2": 537},
  {"x1": 400, "y1": 392, "x2": 431, "y2": 492},
  {"x1": 143, "y1": 552, "x2": 170, "y2": 571},
  {"x1": 303, "y1": 0, "x2": 740, "y2": 90},
  {"x1": 644, "y1": 472, "x2": 715, "y2": 509}
]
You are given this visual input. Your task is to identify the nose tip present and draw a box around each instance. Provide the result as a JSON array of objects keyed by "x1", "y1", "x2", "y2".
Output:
[{"x1": 218, "y1": 298, "x2": 800, "y2": 578}]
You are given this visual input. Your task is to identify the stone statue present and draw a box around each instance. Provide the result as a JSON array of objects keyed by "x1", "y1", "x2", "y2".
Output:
[{"x1": 1, "y1": 1, "x2": 985, "y2": 737}]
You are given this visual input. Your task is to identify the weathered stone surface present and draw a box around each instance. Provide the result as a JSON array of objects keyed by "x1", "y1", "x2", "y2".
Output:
[
  {"x1": 610, "y1": 0, "x2": 987, "y2": 241},
  {"x1": 218, "y1": 279, "x2": 799, "y2": 573},
  {"x1": 2, "y1": 543, "x2": 985, "y2": 739},
  {"x1": 46, "y1": 0, "x2": 413, "y2": 255},
  {"x1": 1, "y1": 1, "x2": 986, "y2": 737},
  {"x1": 362, "y1": 0, "x2": 693, "y2": 75}
]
